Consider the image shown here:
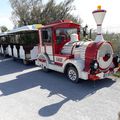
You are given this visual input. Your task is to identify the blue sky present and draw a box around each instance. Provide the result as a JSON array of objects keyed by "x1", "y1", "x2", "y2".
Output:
[
  {"x1": 0, "y1": 0, "x2": 120, "y2": 33},
  {"x1": 0, "y1": 0, "x2": 13, "y2": 29},
  {"x1": 0, "y1": 0, "x2": 11, "y2": 13}
]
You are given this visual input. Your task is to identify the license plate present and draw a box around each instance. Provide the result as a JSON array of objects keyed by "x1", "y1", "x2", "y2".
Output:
[{"x1": 104, "y1": 73, "x2": 111, "y2": 77}]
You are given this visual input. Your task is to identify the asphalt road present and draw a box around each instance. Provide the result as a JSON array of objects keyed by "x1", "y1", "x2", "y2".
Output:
[{"x1": 0, "y1": 56, "x2": 120, "y2": 120}]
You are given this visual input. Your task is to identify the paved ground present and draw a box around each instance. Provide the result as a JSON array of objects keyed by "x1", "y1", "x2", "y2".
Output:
[{"x1": 0, "y1": 56, "x2": 120, "y2": 120}]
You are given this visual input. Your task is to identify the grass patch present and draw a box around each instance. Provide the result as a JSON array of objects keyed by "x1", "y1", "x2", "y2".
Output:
[{"x1": 113, "y1": 71, "x2": 120, "y2": 77}]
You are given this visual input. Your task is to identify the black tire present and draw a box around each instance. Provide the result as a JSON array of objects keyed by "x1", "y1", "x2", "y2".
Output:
[
  {"x1": 23, "y1": 60, "x2": 29, "y2": 65},
  {"x1": 42, "y1": 66, "x2": 50, "y2": 72},
  {"x1": 13, "y1": 57, "x2": 17, "y2": 61},
  {"x1": 67, "y1": 66, "x2": 79, "y2": 83}
]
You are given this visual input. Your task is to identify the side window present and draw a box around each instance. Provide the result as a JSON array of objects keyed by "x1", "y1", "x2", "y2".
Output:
[
  {"x1": 42, "y1": 28, "x2": 52, "y2": 44},
  {"x1": 56, "y1": 29, "x2": 67, "y2": 44}
]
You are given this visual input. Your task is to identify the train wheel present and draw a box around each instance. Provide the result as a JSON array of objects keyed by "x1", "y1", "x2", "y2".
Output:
[
  {"x1": 42, "y1": 66, "x2": 49, "y2": 72},
  {"x1": 13, "y1": 57, "x2": 17, "y2": 61},
  {"x1": 67, "y1": 66, "x2": 79, "y2": 83},
  {"x1": 23, "y1": 60, "x2": 29, "y2": 65}
]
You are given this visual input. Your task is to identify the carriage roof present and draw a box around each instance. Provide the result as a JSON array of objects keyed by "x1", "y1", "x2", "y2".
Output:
[
  {"x1": 0, "y1": 24, "x2": 43, "y2": 36},
  {"x1": 7, "y1": 24, "x2": 43, "y2": 34}
]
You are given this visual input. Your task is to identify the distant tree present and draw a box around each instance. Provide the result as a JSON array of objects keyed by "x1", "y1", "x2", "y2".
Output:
[
  {"x1": 0, "y1": 26, "x2": 8, "y2": 32},
  {"x1": 81, "y1": 28, "x2": 120, "y2": 56},
  {"x1": 103, "y1": 32, "x2": 120, "y2": 56},
  {"x1": 9, "y1": 0, "x2": 82, "y2": 26}
]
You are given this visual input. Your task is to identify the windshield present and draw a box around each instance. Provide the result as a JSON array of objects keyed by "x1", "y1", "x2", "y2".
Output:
[{"x1": 56, "y1": 28, "x2": 77, "y2": 39}]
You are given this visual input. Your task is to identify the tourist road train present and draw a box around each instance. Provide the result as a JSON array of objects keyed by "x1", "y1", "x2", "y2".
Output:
[{"x1": 0, "y1": 6, "x2": 120, "y2": 82}]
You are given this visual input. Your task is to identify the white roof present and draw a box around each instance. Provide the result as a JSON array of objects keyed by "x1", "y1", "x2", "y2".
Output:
[
  {"x1": 8, "y1": 24, "x2": 43, "y2": 34},
  {"x1": 0, "y1": 24, "x2": 43, "y2": 36},
  {"x1": 0, "y1": 32, "x2": 8, "y2": 37}
]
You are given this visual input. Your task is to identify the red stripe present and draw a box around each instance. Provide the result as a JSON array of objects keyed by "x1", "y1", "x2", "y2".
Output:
[
  {"x1": 55, "y1": 54, "x2": 74, "y2": 59},
  {"x1": 54, "y1": 62, "x2": 63, "y2": 66},
  {"x1": 118, "y1": 67, "x2": 120, "y2": 71},
  {"x1": 39, "y1": 59, "x2": 46, "y2": 62},
  {"x1": 92, "y1": 10, "x2": 106, "y2": 13},
  {"x1": 84, "y1": 42, "x2": 103, "y2": 72},
  {"x1": 88, "y1": 74, "x2": 100, "y2": 81}
]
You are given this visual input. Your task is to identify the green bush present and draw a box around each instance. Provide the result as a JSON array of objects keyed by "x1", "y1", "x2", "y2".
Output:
[{"x1": 113, "y1": 71, "x2": 120, "y2": 77}]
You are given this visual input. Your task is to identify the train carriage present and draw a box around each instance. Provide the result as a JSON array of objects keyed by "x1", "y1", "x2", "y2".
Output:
[
  {"x1": 0, "y1": 24, "x2": 43, "y2": 64},
  {"x1": 0, "y1": 32, "x2": 10, "y2": 56}
]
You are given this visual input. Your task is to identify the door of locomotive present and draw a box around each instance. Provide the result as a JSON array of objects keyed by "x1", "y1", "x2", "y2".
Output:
[{"x1": 41, "y1": 28, "x2": 54, "y2": 61}]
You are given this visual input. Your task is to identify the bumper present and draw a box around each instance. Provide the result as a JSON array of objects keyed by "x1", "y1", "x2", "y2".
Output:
[
  {"x1": 89, "y1": 72, "x2": 112, "y2": 80},
  {"x1": 88, "y1": 65, "x2": 120, "y2": 80}
]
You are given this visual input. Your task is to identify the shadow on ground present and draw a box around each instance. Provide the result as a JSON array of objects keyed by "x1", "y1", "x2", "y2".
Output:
[
  {"x1": 0, "y1": 56, "x2": 35, "y2": 76},
  {"x1": 38, "y1": 75, "x2": 116, "y2": 117},
  {"x1": 0, "y1": 63, "x2": 116, "y2": 117}
]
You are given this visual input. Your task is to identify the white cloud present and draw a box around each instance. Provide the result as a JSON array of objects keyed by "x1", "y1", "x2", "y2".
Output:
[
  {"x1": 73, "y1": 0, "x2": 120, "y2": 32},
  {"x1": 0, "y1": 15, "x2": 14, "y2": 30}
]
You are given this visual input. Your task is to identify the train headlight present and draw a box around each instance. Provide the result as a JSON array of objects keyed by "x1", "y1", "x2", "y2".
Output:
[
  {"x1": 94, "y1": 62, "x2": 99, "y2": 69},
  {"x1": 90, "y1": 60, "x2": 99, "y2": 73}
]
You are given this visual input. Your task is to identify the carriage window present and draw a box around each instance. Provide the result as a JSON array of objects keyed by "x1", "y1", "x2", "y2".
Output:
[
  {"x1": 20, "y1": 32, "x2": 39, "y2": 45},
  {"x1": 56, "y1": 28, "x2": 77, "y2": 44},
  {"x1": 0, "y1": 36, "x2": 9, "y2": 44},
  {"x1": 42, "y1": 28, "x2": 52, "y2": 44}
]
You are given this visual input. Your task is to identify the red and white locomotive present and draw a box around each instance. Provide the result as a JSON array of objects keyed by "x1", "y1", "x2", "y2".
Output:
[{"x1": 35, "y1": 6, "x2": 120, "y2": 82}]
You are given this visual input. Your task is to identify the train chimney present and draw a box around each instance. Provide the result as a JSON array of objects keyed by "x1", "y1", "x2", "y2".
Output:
[{"x1": 92, "y1": 5, "x2": 106, "y2": 42}]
